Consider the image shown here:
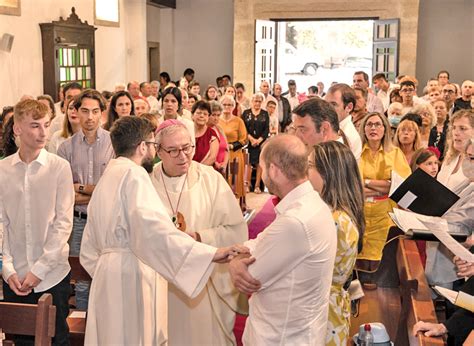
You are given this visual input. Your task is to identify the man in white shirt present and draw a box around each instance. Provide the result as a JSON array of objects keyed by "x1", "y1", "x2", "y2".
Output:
[
  {"x1": 372, "y1": 73, "x2": 395, "y2": 112},
  {"x1": 260, "y1": 80, "x2": 278, "y2": 112},
  {"x1": 325, "y1": 83, "x2": 362, "y2": 160},
  {"x1": 80, "y1": 116, "x2": 247, "y2": 345},
  {"x1": 353, "y1": 71, "x2": 384, "y2": 115},
  {"x1": 140, "y1": 81, "x2": 160, "y2": 113},
  {"x1": 229, "y1": 134, "x2": 337, "y2": 345},
  {"x1": 0, "y1": 99, "x2": 74, "y2": 344},
  {"x1": 285, "y1": 79, "x2": 300, "y2": 111}
]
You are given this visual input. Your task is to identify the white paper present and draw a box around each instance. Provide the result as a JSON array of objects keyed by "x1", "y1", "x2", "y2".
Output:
[
  {"x1": 392, "y1": 208, "x2": 429, "y2": 232},
  {"x1": 389, "y1": 170, "x2": 405, "y2": 196},
  {"x1": 433, "y1": 285, "x2": 457, "y2": 304},
  {"x1": 421, "y1": 219, "x2": 474, "y2": 263},
  {"x1": 397, "y1": 191, "x2": 417, "y2": 209},
  {"x1": 69, "y1": 311, "x2": 87, "y2": 319}
]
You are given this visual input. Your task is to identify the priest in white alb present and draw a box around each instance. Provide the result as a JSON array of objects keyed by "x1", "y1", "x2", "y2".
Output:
[
  {"x1": 80, "y1": 116, "x2": 247, "y2": 345},
  {"x1": 151, "y1": 119, "x2": 248, "y2": 345}
]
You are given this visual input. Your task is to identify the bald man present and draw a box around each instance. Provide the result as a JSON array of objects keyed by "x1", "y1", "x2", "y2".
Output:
[
  {"x1": 453, "y1": 80, "x2": 473, "y2": 113},
  {"x1": 229, "y1": 134, "x2": 337, "y2": 345}
]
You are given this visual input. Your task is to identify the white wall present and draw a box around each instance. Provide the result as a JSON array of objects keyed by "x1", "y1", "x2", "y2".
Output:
[
  {"x1": 416, "y1": 0, "x2": 474, "y2": 87},
  {"x1": 158, "y1": 0, "x2": 234, "y2": 87},
  {"x1": 0, "y1": 0, "x2": 148, "y2": 107}
]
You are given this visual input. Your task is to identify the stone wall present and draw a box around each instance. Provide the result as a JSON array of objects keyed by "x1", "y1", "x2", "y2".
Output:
[{"x1": 234, "y1": 0, "x2": 420, "y2": 92}]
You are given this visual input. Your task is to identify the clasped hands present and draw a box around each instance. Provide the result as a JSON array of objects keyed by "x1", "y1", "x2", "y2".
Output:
[{"x1": 7, "y1": 271, "x2": 41, "y2": 296}]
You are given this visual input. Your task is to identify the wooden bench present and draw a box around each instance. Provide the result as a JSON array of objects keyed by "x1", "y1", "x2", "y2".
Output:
[
  {"x1": 0, "y1": 293, "x2": 56, "y2": 346},
  {"x1": 67, "y1": 256, "x2": 90, "y2": 346},
  {"x1": 351, "y1": 228, "x2": 446, "y2": 345}
]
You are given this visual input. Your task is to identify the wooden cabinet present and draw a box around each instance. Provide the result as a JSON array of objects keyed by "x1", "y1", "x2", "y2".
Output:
[{"x1": 40, "y1": 7, "x2": 96, "y2": 101}]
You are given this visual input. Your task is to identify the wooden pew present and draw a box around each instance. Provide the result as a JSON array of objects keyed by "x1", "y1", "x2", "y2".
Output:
[
  {"x1": 0, "y1": 293, "x2": 56, "y2": 346},
  {"x1": 67, "y1": 256, "x2": 90, "y2": 346},
  {"x1": 396, "y1": 239, "x2": 445, "y2": 346},
  {"x1": 351, "y1": 229, "x2": 446, "y2": 345}
]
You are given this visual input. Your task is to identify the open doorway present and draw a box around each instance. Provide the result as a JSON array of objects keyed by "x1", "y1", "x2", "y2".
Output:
[
  {"x1": 255, "y1": 18, "x2": 399, "y2": 93},
  {"x1": 277, "y1": 20, "x2": 373, "y2": 93}
]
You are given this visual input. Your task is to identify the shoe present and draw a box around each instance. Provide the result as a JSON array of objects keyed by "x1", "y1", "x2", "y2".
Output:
[{"x1": 254, "y1": 187, "x2": 261, "y2": 194}]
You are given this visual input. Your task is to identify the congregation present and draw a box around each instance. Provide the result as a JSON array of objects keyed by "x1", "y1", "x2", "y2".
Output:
[{"x1": 0, "y1": 66, "x2": 473, "y2": 346}]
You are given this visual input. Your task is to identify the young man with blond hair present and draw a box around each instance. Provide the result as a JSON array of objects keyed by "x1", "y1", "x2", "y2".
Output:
[{"x1": 0, "y1": 99, "x2": 74, "y2": 344}]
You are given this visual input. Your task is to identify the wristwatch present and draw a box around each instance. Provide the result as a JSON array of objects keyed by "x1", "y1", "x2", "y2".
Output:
[{"x1": 79, "y1": 184, "x2": 85, "y2": 193}]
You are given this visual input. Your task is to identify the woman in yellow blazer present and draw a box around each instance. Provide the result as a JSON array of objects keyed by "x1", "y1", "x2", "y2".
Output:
[{"x1": 357, "y1": 112, "x2": 411, "y2": 267}]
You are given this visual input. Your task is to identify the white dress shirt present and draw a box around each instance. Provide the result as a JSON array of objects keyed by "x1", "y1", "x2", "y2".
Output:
[
  {"x1": 243, "y1": 181, "x2": 337, "y2": 346},
  {"x1": 0, "y1": 149, "x2": 74, "y2": 292},
  {"x1": 339, "y1": 115, "x2": 362, "y2": 160},
  {"x1": 366, "y1": 92, "x2": 384, "y2": 115}
]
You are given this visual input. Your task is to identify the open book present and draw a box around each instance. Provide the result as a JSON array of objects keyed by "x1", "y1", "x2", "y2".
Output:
[
  {"x1": 389, "y1": 208, "x2": 474, "y2": 262},
  {"x1": 433, "y1": 286, "x2": 474, "y2": 313}
]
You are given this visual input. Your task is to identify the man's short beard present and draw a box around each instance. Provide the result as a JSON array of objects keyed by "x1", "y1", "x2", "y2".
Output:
[{"x1": 142, "y1": 157, "x2": 154, "y2": 173}]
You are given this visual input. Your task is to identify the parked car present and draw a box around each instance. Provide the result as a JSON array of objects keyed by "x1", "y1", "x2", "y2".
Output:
[{"x1": 280, "y1": 43, "x2": 325, "y2": 75}]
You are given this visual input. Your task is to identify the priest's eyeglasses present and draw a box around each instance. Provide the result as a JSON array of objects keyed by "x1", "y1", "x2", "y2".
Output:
[{"x1": 158, "y1": 145, "x2": 195, "y2": 158}]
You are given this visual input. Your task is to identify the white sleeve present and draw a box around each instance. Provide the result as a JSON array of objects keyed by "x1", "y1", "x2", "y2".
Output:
[{"x1": 125, "y1": 169, "x2": 217, "y2": 298}]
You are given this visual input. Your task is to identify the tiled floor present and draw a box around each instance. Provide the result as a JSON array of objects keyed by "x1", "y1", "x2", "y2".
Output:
[{"x1": 246, "y1": 191, "x2": 270, "y2": 214}]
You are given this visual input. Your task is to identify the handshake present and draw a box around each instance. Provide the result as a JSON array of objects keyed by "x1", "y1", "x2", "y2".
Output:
[{"x1": 213, "y1": 245, "x2": 262, "y2": 294}]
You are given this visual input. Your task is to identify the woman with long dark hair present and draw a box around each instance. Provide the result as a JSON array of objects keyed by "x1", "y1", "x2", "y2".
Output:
[
  {"x1": 309, "y1": 141, "x2": 365, "y2": 346},
  {"x1": 104, "y1": 91, "x2": 135, "y2": 130}
]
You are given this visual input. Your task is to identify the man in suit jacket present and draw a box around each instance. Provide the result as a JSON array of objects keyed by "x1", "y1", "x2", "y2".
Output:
[{"x1": 273, "y1": 83, "x2": 292, "y2": 132}]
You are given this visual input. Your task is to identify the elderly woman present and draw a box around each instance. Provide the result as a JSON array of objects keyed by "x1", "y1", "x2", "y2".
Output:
[
  {"x1": 224, "y1": 85, "x2": 242, "y2": 117},
  {"x1": 309, "y1": 141, "x2": 365, "y2": 346},
  {"x1": 387, "y1": 101, "x2": 403, "y2": 130},
  {"x1": 151, "y1": 120, "x2": 248, "y2": 346},
  {"x1": 133, "y1": 98, "x2": 150, "y2": 117},
  {"x1": 411, "y1": 103, "x2": 436, "y2": 147},
  {"x1": 208, "y1": 101, "x2": 229, "y2": 173},
  {"x1": 393, "y1": 118, "x2": 423, "y2": 165},
  {"x1": 104, "y1": 90, "x2": 135, "y2": 130},
  {"x1": 192, "y1": 100, "x2": 218, "y2": 166},
  {"x1": 426, "y1": 110, "x2": 474, "y2": 290},
  {"x1": 357, "y1": 112, "x2": 411, "y2": 268},
  {"x1": 242, "y1": 93, "x2": 269, "y2": 194},
  {"x1": 429, "y1": 99, "x2": 450, "y2": 159},
  {"x1": 219, "y1": 95, "x2": 248, "y2": 204}
]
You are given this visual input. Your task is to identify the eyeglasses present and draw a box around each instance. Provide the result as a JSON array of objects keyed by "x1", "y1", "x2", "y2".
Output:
[
  {"x1": 144, "y1": 141, "x2": 159, "y2": 150},
  {"x1": 222, "y1": 104, "x2": 234, "y2": 107},
  {"x1": 400, "y1": 88, "x2": 415, "y2": 93},
  {"x1": 365, "y1": 122, "x2": 384, "y2": 129},
  {"x1": 159, "y1": 145, "x2": 194, "y2": 158},
  {"x1": 442, "y1": 89, "x2": 455, "y2": 94}
]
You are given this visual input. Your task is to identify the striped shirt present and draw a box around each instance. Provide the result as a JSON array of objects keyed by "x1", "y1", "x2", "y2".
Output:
[{"x1": 57, "y1": 127, "x2": 114, "y2": 213}]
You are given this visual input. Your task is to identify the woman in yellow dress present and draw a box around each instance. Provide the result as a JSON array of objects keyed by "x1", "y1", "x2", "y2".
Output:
[
  {"x1": 309, "y1": 141, "x2": 365, "y2": 346},
  {"x1": 218, "y1": 95, "x2": 248, "y2": 206},
  {"x1": 357, "y1": 112, "x2": 411, "y2": 268}
]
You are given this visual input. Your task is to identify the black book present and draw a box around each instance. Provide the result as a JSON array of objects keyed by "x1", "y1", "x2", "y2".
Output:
[{"x1": 389, "y1": 168, "x2": 460, "y2": 216}]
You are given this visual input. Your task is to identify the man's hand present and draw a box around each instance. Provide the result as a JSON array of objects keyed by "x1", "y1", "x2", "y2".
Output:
[
  {"x1": 7, "y1": 273, "x2": 30, "y2": 296},
  {"x1": 213, "y1": 244, "x2": 250, "y2": 263},
  {"x1": 454, "y1": 256, "x2": 474, "y2": 278},
  {"x1": 19, "y1": 271, "x2": 41, "y2": 293},
  {"x1": 229, "y1": 254, "x2": 261, "y2": 294},
  {"x1": 412, "y1": 321, "x2": 447, "y2": 337}
]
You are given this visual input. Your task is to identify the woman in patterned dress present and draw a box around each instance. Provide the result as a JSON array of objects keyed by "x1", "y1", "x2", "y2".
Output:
[{"x1": 308, "y1": 141, "x2": 365, "y2": 346}]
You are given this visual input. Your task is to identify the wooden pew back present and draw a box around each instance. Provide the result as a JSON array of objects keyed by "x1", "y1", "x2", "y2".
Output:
[
  {"x1": 0, "y1": 293, "x2": 56, "y2": 346},
  {"x1": 396, "y1": 239, "x2": 445, "y2": 346}
]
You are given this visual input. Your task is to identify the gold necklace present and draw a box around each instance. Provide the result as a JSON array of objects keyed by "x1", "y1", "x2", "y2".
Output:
[{"x1": 160, "y1": 168, "x2": 188, "y2": 232}]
